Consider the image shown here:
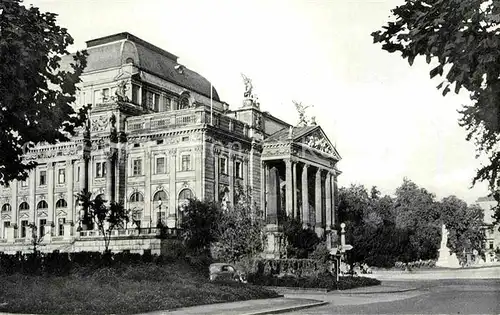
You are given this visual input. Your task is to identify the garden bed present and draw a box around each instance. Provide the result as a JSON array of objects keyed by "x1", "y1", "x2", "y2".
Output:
[
  {"x1": 0, "y1": 262, "x2": 279, "y2": 314},
  {"x1": 248, "y1": 272, "x2": 381, "y2": 291}
]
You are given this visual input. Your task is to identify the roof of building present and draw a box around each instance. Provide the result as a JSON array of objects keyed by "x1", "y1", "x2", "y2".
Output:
[
  {"x1": 476, "y1": 196, "x2": 496, "y2": 202},
  {"x1": 63, "y1": 32, "x2": 220, "y2": 101},
  {"x1": 265, "y1": 125, "x2": 318, "y2": 142}
]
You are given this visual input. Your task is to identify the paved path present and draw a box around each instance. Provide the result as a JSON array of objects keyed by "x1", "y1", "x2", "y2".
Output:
[
  {"x1": 283, "y1": 279, "x2": 500, "y2": 314},
  {"x1": 142, "y1": 298, "x2": 326, "y2": 315},
  {"x1": 369, "y1": 265, "x2": 500, "y2": 281}
]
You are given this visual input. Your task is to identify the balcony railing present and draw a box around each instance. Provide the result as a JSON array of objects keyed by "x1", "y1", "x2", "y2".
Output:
[
  {"x1": 126, "y1": 108, "x2": 249, "y2": 138},
  {"x1": 78, "y1": 227, "x2": 181, "y2": 238}
]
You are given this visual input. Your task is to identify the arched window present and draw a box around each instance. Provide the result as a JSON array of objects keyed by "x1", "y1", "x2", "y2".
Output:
[
  {"x1": 37, "y1": 200, "x2": 48, "y2": 210},
  {"x1": 129, "y1": 192, "x2": 144, "y2": 203},
  {"x1": 1, "y1": 203, "x2": 11, "y2": 212},
  {"x1": 153, "y1": 190, "x2": 168, "y2": 202},
  {"x1": 56, "y1": 199, "x2": 67, "y2": 208},
  {"x1": 19, "y1": 202, "x2": 29, "y2": 211},
  {"x1": 178, "y1": 189, "x2": 193, "y2": 202}
]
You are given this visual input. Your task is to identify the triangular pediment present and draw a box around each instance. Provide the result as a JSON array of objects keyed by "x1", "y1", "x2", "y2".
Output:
[{"x1": 296, "y1": 127, "x2": 341, "y2": 160}]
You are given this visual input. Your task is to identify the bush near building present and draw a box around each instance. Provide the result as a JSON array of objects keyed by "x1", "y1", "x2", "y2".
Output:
[{"x1": 0, "y1": 251, "x2": 279, "y2": 314}]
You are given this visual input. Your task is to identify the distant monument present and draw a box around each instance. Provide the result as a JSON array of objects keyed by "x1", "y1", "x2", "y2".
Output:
[{"x1": 435, "y1": 224, "x2": 461, "y2": 268}]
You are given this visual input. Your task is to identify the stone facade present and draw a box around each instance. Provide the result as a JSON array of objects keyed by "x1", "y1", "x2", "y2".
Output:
[
  {"x1": 0, "y1": 33, "x2": 341, "y2": 255},
  {"x1": 476, "y1": 196, "x2": 500, "y2": 263}
]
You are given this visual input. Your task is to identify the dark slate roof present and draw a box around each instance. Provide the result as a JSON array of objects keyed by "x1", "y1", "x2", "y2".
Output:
[
  {"x1": 62, "y1": 32, "x2": 220, "y2": 101},
  {"x1": 265, "y1": 125, "x2": 318, "y2": 142}
]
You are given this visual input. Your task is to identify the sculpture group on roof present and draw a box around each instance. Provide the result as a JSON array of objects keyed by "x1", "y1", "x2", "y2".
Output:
[{"x1": 305, "y1": 133, "x2": 333, "y2": 154}]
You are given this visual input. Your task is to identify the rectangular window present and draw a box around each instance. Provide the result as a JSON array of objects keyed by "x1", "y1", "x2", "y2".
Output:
[
  {"x1": 3, "y1": 221, "x2": 10, "y2": 239},
  {"x1": 96, "y1": 162, "x2": 107, "y2": 178},
  {"x1": 132, "y1": 159, "x2": 142, "y2": 176},
  {"x1": 102, "y1": 88, "x2": 110, "y2": 102},
  {"x1": 220, "y1": 157, "x2": 228, "y2": 174},
  {"x1": 156, "y1": 157, "x2": 166, "y2": 174},
  {"x1": 21, "y1": 180, "x2": 28, "y2": 187},
  {"x1": 76, "y1": 166, "x2": 80, "y2": 182},
  {"x1": 58, "y1": 169, "x2": 66, "y2": 184},
  {"x1": 94, "y1": 90, "x2": 102, "y2": 104},
  {"x1": 146, "y1": 91, "x2": 160, "y2": 111},
  {"x1": 58, "y1": 218, "x2": 65, "y2": 236},
  {"x1": 20, "y1": 220, "x2": 28, "y2": 238},
  {"x1": 39, "y1": 170, "x2": 46, "y2": 186},
  {"x1": 181, "y1": 155, "x2": 191, "y2": 171},
  {"x1": 489, "y1": 241, "x2": 494, "y2": 250},
  {"x1": 39, "y1": 219, "x2": 46, "y2": 238},
  {"x1": 235, "y1": 161, "x2": 243, "y2": 178},
  {"x1": 162, "y1": 95, "x2": 171, "y2": 111},
  {"x1": 132, "y1": 84, "x2": 140, "y2": 104}
]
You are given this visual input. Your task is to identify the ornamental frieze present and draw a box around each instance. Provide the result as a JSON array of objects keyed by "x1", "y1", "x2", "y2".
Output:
[
  {"x1": 91, "y1": 115, "x2": 110, "y2": 132},
  {"x1": 303, "y1": 133, "x2": 334, "y2": 155}
]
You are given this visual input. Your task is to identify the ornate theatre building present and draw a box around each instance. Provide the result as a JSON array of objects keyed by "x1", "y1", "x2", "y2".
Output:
[{"x1": 0, "y1": 33, "x2": 341, "y2": 255}]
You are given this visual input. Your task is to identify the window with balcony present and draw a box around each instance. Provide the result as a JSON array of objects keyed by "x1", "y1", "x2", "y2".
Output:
[
  {"x1": 39, "y1": 219, "x2": 46, "y2": 238},
  {"x1": 20, "y1": 220, "x2": 28, "y2": 238},
  {"x1": 132, "y1": 159, "x2": 142, "y2": 176},
  {"x1": 58, "y1": 169, "x2": 66, "y2": 184},
  {"x1": 156, "y1": 157, "x2": 166, "y2": 174},
  {"x1": 96, "y1": 162, "x2": 106, "y2": 178},
  {"x1": 235, "y1": 161, "x2": 243, "y2": 178},
  {"x1": 58, "y1": 218, "x2": 65, "y2": 236},
  {"x1": 181, "y1": 155, "x2": 191, "y2": 171},
  {"x1": 146, "y1": 90, "x2": 160, "y2": 111},
  {"x1": 161, "y1": 95, "x2": 171, "y2": 112},
  {"x1": 220, "y1": 157, "x2": 228, "y2": 175},
  {"x1": 39, "y1": 170, "x2": 46, "y2": 186}
]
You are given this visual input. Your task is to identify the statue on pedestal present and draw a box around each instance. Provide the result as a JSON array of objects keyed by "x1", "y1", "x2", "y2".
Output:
[
  {"x1": 293, "y1": 100, "x2": 312, "y2": 126},
  {"x1": 241, "y1": 73, "x2": 253, "y2": 98}
]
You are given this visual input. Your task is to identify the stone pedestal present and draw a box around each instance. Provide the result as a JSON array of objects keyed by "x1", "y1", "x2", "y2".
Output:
[
  {"x1": 436, "y1": 224, "x2": 461, "y2": 268},
  {"x1": 44, "y1": 224, "x2": 52, "y2": 243},
  {"x1": 263, "y1": 225, "x2": 285, "y2": 259},
  {"x1": 6, "y1": 227, "x2": 15, "y2": 242},
  {"x1": 63, "y1": 223, "x2": 73, "y2": 240}
]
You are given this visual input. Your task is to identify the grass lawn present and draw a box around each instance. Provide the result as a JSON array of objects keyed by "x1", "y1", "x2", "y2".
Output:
[{"x1": 0, "y1": 262, "x2": 279, "y2": 314}]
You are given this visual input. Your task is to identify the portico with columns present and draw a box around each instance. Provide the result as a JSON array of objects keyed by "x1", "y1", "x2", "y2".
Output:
[{"x1": 261, "y1": 125, "x2": 341, "y2": 257}]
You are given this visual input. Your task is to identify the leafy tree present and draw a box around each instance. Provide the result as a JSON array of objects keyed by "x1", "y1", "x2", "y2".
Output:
[
  {"x1": 372, "y1": 0, "x2": 500, "y2": 222},
  {"x1": 180, "y1": 198, "x2": 222, "y2": 254},
  {"x1": 282, "y1": 216, "x2": 320, "y2": 259},
  {"x1": 0, "y1": 0, "x2": 88, "y2": 185},
  {"x1": 76, "y1": 190, "x2": 129, "y2": 253},
  {"x1": 212, "y1": 188, "x2": 265, "y2": 262},
  {"x1": 439, "y1": 195, "x2": 485, "y2": 260}
]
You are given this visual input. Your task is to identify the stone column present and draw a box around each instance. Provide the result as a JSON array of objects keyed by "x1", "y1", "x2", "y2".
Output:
[
  {"x1": 168, "y1": 149, "x2": 177, "y2": 228},
  {"x1": 325, "y1": 172, "x2": 332, "y2": 230},
  {"x1": 11, "y1": 179, "x2": 18, "y2": 231},
  {"x1": 144, "y1": 149, "x2": 152, "y2": 226},
  {"x1": 105, "y1": 153, "x2": 115, "y2": 203},
  {"x1": 266, "y1": 166, "x2": 280, "y2": 226},
  {"x1": 301, "y1": 164, "x2": 309, "y2": 227},
  {"x1": 214, "y1": 150, "x2": 219, "y2": 202},
  {"x1": 47, "y1": 163, "x2": 55, "y2": 227},
  {"x1": 285, "y1": 159, "x2": 293, "y2": 218},
  {"x1": 229, "y1": 153, "x2": 235, "y2": 205},
  {"x1": 315, "y1": 168, "x2": 323, "y2": 237},
  {"x1": 260, "y1": 161, "x2": 266, "y2": 217},
  {"x1": 29, "y1": 169, "x2": 36, "y2": 225},
  {"x1": 325, "y1": 172, "x2": 332, "y2": 248},
  {"x1": 194, "y1": 146, "x2": 203, "y2": 197},
  {"x1": 292, "y1": 161, "x2": 297, "y2": 219},
  {"x1": 66, "y1": 160, "x2": 74, "y2": 226}
]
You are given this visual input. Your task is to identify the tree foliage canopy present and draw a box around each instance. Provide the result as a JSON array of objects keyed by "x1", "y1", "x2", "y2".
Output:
[
  {"x1": 372, "y1": 0, "x2": 500, "y2": 220},
  {"x1": 0, "y1": 0, "x2": 88, "y2": 184},
  {"x1": 338, "y1": 179, "x2": 485, "y2": 267}
]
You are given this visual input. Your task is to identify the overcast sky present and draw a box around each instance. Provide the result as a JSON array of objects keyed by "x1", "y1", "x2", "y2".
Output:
[{"x1": 26, "y1": 0, "x2": 490, "y2": 204}]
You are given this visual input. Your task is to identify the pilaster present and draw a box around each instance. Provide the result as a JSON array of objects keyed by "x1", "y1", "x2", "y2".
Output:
[
  {"x1": 292, "y1": 161, "x2": 297, "y2": 219},
  {"x1": 301, "y1": 164, "x2": 309, "y2": 227},
  {"x1": 66, "y1": 160, "x2": 74, "y2": 224},
  {"x1": 229, "y1": 153, "x2": 235, "y2": 205},
  {"x1": 214, "y1": 149, "x2": 220, "y2": 202},
  {"x1": 315, "y1": 168, "x2": 323, "y2": 237},
  {"x1": 47, "y1": 163, "x2": 54, "y2": 226},
  {"x1": 168, "y1": 149, "x2": 177, "y2": 225},
  {"x1": 11, "y1": 179, "x2": 18, "y2": 227},
  {"x1": 285, "y1": 159, "x2": 293, "y2": 218},
  {"x1": 325, "y1": 172, "x2": 332, "y2": 230},
  {"x1": 144, "y1": 148, "x2": 152, "y2": 225}
]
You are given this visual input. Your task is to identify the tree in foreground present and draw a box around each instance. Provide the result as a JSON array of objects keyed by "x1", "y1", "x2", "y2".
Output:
[
  {"x1": 372, "y1": 0, "x2": 500, "y2": 223},
  {"x1": 0, "y1": 0, "x2": 88, "y2": 185},
  {"x1": 180, "y1": 199, "x2": 222, "y2": 255},
  {"x1": 77, "y1": 191, "x2": 129, "y2": 253}
]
